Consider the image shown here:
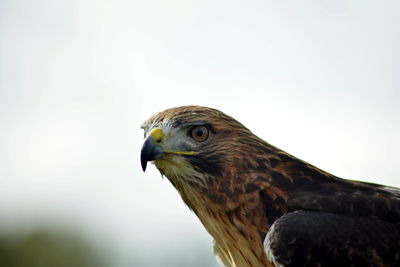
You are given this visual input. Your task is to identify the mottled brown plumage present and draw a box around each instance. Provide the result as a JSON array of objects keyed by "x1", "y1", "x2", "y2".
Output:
[{"x1": 140, "y1": 106, "x2": 400, "y2": 267}]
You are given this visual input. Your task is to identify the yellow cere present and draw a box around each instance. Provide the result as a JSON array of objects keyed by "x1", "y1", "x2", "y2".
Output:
[{"x1": 148, "y1": 127, "x2": 164, "y2": 143}]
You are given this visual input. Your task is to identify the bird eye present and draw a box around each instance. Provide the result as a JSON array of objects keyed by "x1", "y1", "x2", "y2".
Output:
[{"x1": 190, "y1": 126, "x2": 209, "y2": 142}]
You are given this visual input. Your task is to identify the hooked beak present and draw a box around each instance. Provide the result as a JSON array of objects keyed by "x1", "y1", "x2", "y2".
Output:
[{"x1": 140, "y1": 128, "x2": 164, "y2": 172}]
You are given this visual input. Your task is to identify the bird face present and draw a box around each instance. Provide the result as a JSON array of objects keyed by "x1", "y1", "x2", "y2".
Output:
[
  {"x1": 140, "y1": 105, "x2": 267, "y2": 191},
  {"x1": 140, "y1": 106, "x2": 248, "y2": 183},
  {"x1": 140, "y1": 121, "x2": 212, "y2": 173}
]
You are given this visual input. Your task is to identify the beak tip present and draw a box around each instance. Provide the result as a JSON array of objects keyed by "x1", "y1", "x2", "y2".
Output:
[{"x1": 141, "y1": 155, "x2": 148, "y2": 172}]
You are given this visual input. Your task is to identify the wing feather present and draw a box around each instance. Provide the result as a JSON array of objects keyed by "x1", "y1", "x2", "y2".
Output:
[{"x1": 264, "y1": 210, "x2": 400, "y2": 267}]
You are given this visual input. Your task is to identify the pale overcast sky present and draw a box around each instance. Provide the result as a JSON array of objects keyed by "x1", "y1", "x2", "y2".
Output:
[{"x1": 0, "y1": 1, "x2": 399, "y2": 266}]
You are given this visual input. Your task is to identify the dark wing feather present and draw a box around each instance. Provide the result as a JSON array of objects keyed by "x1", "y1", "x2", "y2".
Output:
[
  {"x1": 264, "y1": 210, "x2": 400, "y2": 267},
  {"x1": 286, "y1": 180, "x2": 400, "y2": 222}
]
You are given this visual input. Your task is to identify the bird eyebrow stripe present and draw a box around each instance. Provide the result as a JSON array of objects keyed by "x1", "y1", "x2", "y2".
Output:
[{"x1": 175, "y1": 120, "x2": 208, "y2": 127}]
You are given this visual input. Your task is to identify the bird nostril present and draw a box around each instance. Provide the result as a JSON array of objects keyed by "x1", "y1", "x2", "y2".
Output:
[{"x1": 154, "y1": 135, "x2": 163, "y2": 144}]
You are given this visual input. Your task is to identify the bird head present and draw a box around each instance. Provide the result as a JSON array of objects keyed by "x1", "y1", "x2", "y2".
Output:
[{"x1": 140, "y1": 106, "x2": 265, "y2": 187}]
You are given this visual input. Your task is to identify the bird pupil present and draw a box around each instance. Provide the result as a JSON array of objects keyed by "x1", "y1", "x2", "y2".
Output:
[{"x1": 196, "y1": 130, "x2": 203, "y2": 137}]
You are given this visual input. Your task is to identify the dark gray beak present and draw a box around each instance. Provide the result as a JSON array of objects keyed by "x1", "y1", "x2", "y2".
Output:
[{"x1": 140, "y1": 134, "x2": 164, "y2": 172}]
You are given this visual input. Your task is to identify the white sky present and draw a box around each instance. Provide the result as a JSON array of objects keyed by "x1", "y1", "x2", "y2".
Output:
[{"x1": 0, "y1": 1, "x2": 399, "y2": 266}]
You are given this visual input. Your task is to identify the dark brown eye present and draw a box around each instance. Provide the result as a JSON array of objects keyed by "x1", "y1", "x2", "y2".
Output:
[{"x1": 191, "y1": 126, "x2": 209, "y2": 142}]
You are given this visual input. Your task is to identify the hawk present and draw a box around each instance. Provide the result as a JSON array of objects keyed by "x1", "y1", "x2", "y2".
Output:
[{"x1": 140, "y1": 106, "x2": 400, "y2": 267}]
